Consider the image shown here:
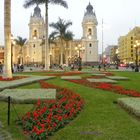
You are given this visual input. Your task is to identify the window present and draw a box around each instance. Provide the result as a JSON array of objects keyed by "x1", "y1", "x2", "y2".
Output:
[
  {"x1": 33, "y1": 30, "x2": 37, "y2": 39},
  {"x1": 89, "y1": 43, "x2": 92, "y2": 47},
  {"x1": 88, "y1": 28, "x2": 92, "y2": 35},
  {"x1": 89, "y1": 51, "x2": 91, "y2": 54}
]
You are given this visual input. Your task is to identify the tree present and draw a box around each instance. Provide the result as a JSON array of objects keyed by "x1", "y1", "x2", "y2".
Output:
[
  {"x1": 15, "y1": 36, "x2": 27, "y2": 64},
  {"x1": 3, "y1": 0, "x2": 12, "y2": 79},
  {"x1": 49, "y1": 18, "x2": 72, "y2": 65},
  {"x1": 23, "y1": 0, "x2": 68, "y2": 70}
]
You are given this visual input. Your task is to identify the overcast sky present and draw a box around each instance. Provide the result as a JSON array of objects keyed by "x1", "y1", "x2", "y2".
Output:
[{"x1": 0, "y1": 0, "x2": 140, "y2": 53}]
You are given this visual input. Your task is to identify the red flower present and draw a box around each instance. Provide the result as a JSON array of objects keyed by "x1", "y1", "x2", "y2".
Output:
[
  {"x1": 37, "y1": 99, "x2": 41, "y2": 106},
  {"x1": 27, "y1": 112, "x2": 30, "y2": 119}
]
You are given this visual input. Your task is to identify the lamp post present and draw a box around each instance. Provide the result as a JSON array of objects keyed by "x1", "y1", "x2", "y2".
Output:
[
  {"x1": 75, "y1": 44, "x2": 85, "y2": 71},
  {"x1": 49, "y1": 52, "x2": 52, "y2": 68},
  {"x1": 134, "y1": 40, "x2": 139, "y2": 72}
]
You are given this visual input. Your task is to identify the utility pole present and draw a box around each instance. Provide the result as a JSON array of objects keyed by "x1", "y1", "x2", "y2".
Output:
[{"x1": 102, "y1": 19, "x2": 104, "y2": 64}]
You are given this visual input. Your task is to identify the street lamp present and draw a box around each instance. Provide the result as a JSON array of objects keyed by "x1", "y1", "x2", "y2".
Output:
[
  {"x1": 49, "y1": 52, "x2": 52, "y2": 68},
  {"x1": 134, "y1": 40, "x2": 139, "y2": 72},
  {"x1": 75, "y1": 44, "x2": 85, "y2": 71}
]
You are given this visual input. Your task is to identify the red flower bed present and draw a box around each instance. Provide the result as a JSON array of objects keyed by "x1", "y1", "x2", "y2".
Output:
[
  {"x1": 20, "y1": 81, "x2": 84, "y2": 140},
  {"x1": 0, "y1": 76, "x2": 27, "y2": 81},
  {"x1": 46, "y1": 71, "x2": 84, "y2": 76},
  {"x1": 68, "y1": 79, "x2": 140, "y2": 97}
]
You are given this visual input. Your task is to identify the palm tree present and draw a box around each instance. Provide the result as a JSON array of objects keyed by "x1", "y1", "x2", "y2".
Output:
[
  {"x1": 23, "y1": 0, "x2": 68, "y2": 70},
  {"x1": 49, "y1": 18, "x2": 72, "y2": 65},
  {"x1": 15, "y1": 36, "x2": 27, "y2": 64},
  {"x1": 3, "y1": 0, "x2": 12, "y2": 78}
]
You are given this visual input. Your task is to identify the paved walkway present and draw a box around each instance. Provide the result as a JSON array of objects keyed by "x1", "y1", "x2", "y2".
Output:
[{"x1": 0, "y1": 75, "x2": 55, "y2": 90}]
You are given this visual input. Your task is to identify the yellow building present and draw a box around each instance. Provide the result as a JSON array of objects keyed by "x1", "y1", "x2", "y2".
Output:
[
  {"x1": 0, "y1": 46, "x2": 4, "y2": 63},
  {"x1": 118, "y1": 27, "x2": 140, "y2": 65}
]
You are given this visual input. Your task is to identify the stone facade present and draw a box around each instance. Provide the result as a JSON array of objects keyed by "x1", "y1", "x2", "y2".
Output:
[{"x1": 6, "y1": 3, "x2": 98, "y2": 66}]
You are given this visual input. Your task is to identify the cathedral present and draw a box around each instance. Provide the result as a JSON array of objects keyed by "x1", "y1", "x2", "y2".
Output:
[{"x1": 12, "y1": 2, "x2": 98, "y2": 66}]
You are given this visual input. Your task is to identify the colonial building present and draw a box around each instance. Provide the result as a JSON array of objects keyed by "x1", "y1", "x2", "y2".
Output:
[
  {"x1": 11, "y1": 2, "x2": 99, "y2": 66},
  {"x1": 0, "y1": 46, "x2": 4, "y2": 63}
]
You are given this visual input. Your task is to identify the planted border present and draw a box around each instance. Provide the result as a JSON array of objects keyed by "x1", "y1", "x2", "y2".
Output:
[
  {"x1": 67, "y1": 79, "x2": 140, "y2": 97},
  {"x1": 19, "y1": 81, "x2": 85, "y2": 140}
]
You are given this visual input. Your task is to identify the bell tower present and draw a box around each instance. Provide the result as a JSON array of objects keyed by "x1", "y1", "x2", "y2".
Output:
[
  {"x1": 27, "y1": 5, "x2": 45, "y2": 64},
  {"x1": 82, "y1": 2, "x2": 98, "y2": 64}
]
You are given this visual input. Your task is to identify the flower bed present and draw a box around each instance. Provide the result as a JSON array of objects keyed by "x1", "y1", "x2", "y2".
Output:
[
  {"x1": 118, "y1": 97, "x2": 140, "y2": 118},
  {"x1": 20, "y1": 81, "x2": 84, "y2": 139},
  {"x1": 0, "y1": 76, "x2": 27, "y2": 81},
  {"x1": 67, "y1": 79, "x2": 140, "y2": 97}
]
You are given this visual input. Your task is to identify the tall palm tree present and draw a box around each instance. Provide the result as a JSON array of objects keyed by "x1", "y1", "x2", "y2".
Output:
[
  {"x1": 15, "y1": 36, "x2": 27, "y2": 64},
  {"x1": 3, "y1": 0, "x2": 12, "y2": 78},
  {"x1": 23, "y1": 0, "x2": 68, "y2": 70},
  {"x1": 49, "y1": 18, "x2": 72, "y2": 65}
]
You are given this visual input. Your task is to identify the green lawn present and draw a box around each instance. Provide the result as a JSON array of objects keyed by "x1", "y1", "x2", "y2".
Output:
[
  {"x1": 112, "y1": 71, "x2": 140, "y2": 91},
  {"x1": 0, "y1": 71, "x2": 140, "y2": 140}
]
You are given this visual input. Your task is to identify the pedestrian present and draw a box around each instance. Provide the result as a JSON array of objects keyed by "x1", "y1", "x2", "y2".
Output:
[
  {"x1": 98, "y1": 65, "x2": 101, "y2": 71},
  {"x1": 103, "y1": 64, "x2": 106, "y2": 71}
]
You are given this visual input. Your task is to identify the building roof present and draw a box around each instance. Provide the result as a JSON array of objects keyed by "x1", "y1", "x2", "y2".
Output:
[
  {"x1": 83, "y1": 2, "x2": 97, "y2": 24},
  {"x1": 29, "y1": 5, "x2": 44, "y2": 24},
  {"x1": 33, "y1": 4, "x2": 41, "y2": 17}
]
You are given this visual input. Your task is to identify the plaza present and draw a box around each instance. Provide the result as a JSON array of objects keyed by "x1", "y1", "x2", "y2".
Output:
[{"x1": 0, "y1": 1, "x2": 140, "y2": 140}]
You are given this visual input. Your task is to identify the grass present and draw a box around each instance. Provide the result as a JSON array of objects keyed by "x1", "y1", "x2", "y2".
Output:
[
  {"x1": 111, "y1": 71, "x2": 140, "y2": 91},
  {"x1": 48, "y1": 78, "x2": 140, "y2": 140},
  {"x1": 0, "y1": 102, "x2": 33, "y2": 139},
  {"x1": 0, "y1": 71, "x2": 140, "y2": 140}
]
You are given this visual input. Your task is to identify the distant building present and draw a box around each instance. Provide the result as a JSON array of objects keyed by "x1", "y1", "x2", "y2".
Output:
[
  {"x1": 104, "y1": 45, "x2": 118, "y2": 64},
  {"x1": 118, "y1": 26, "x2": 140, "y2": 65},
  {"x1": 110, "y1": 45, "x2": 118, "y2": 64}
]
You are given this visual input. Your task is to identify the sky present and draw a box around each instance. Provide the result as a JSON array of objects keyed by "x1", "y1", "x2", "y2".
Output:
[{"x1": 0, "y1": 0, "x2": 140, "y2": 53}]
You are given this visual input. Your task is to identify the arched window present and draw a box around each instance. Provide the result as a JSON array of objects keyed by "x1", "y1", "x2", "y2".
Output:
[
  {"x1": 89, "y1": 43, "x2": 92, "y2": 47},
  {"x1": 33, "y1": 30, "x2": 37, "y2": 39},
  {"x1": 88, "y1": 28, "x2": 92, "y2": 35}
]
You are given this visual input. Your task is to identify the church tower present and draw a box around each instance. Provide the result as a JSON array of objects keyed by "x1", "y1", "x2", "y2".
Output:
[
  {"x1": 27, "y1": 5, "x2": 45, "y2": 64},
  {"x1": 82, "y1": 2, "x2": 98, "y2": 64}
]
